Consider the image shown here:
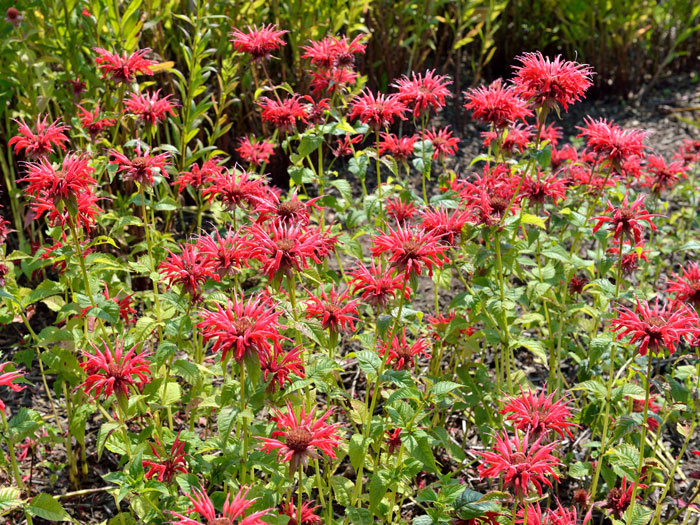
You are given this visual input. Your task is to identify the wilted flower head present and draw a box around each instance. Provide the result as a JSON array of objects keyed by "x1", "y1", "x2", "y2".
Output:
[
  {"x1": 79, "y1": 339, "x2": 151, "y2": 401},
  {"x1": 94, "y1": 48, "x2": 155, "y2": 83},
  {"x1": 9, "y1": 115, "x2": 69, "y2": 159},
  {"x1": 258, "y1": 401, "x2": 343, "y2": 471},
  {"x1": 464, "y1": 79, "x2": 533, "y2": 128},
  {"x1": 601, "y1": 477, "x2": 645, "y2": 519},
  {"x1": 230, "y1": 24, "x2": 288, "y2": 61},
  {"x1": 511, "y1": 52, "x2": 593, "y2": 111}
]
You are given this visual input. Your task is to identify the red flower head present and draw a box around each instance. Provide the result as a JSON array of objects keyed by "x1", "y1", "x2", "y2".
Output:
[
  {"x1": 309, "y1": 67, "x2": 357, "y2": 96},
  {"x1": 668, "y1": 262, "x2": 700, "y2": 308},
  {"x1": 393, "y1": 69, "x2": 452, "y2": 117},
  {"x1": 591, "y1": 193, "x2": 660, "y2": 244},
  {"x1": 259, "y1": 342, "x2": 305, "y2": 393},
  {"x1": 110, "y1": 144, "x2": 170, "y2": 186},
  {"x1": 378, "y1": 327, "x2": 431, "y2": 371},
  {"x1": 349, "y1": 90, "x2": 407, "y2": 131},
  {"x1": 5, "y1": 7, "x2": 23, "y2": 27},
  {"x1": 419, "y1": 206, "x2": 471, "y2": 246},
  {"x1": 281, "y1": 500, "x2": 322, "y2": 525},
  {"x1": 69, "y1": 77, "x2": 87, "y2": 98},
  {"x1": 426, "y1": 311, "x2": 474, "y2": 340},
  {"x1": 641, "y1": 154, "x2": 687, "y2": 194},
  {"x1": 371, "y1": 224, "x2": 448, "y2": 277},
  {"x1": 94, "y1": 48, "x2": 155, "y2": 83},
  {"x1": 258, "y1": 95, "x2": 309, "y2": 132},
  {"x1": 477, "y1": 431, "x2": 561, "y2": 498},
  {"x1": 237, "y1": 136, "x2": 276, "y2": 167},
  {"x1": 143, "y1": 432, "x2": 187, "y2": 483},
  {"x1": 174, "y1": 157, "x2": 224, "y2": 193},
  {"x1": 426, "y1": 127, "x2": 460, "y2": 160},
  {"x1": 79, "y1": 339, "x2": 151, "y2": 401},
  {"x1": 0, "y1": 213, "x2": 12, "y2": 246},
  {"x1": 9, "y1": 115, "x2": 69, "y2": 159},
  {"x1": 550, "y1": 144, "x2": 578, "y2": 172},
  {"x1": 159, "y1": 243, "x2": 219, "y2": 300},
  {"x1": 386, "y1": 196, "x2": 420, "y2": 224},
  {"x1": 171, "y1": 485, "x2": 271, "y2": 525},
  {"x1": 601, "y1": 477, "x2": 646, "y2": 519},
  {"x1": 201, "y1": 167, "x2": 268, "y2": 211},
  {"x1": 676, "y1": 139, "x2": 700, "y2": 165},
  {"x1": 349, "y1": 260, "x2": 412, "y2": 309},
  {"x1": 332, "y1": 135, "x2": 363, "y2": 157},
  {"x1": 18, "y1": 152, "x2": 96, "y2": 202},
  {"x1": 304, "y1": 286, "x2": 359, "y2": 333},
  {"x1": 378, "y1": 133, "x2": 418, "y2": 161},
  {"x1": 0, "y1": 362, "x2": 25, "y2": 414},
  {"x1": 501, "y1": 388, "x2": 577, "y2": 440},
  {"x1": 247, "y1": 223, "x2": 326, "y2": 280},
  {"x1": 230, "y1": 24, "x2": 287, "y2": 61},
  {"x1": 521, "y1": 169, "x2": 567, "y2": 206},
  {"x1": 607, "y1": 239, "x2": 650, "y2": 275},
  {"x1": 386, "y1": 428, "x2": 402, "y2": 454},
  {"x1": 540, "y1": 123, "x2": 563, "y2": 146},
  {"x1": 255, "y1": 191, "x2": 319, "y2": 227},
  {"x1": 304, "y1": 97, "x2": 330, "y2": 125},
  {"x1": 77, "y1": 103, "x2": 116, "y2": 137},
  {"x1": 464, "y1": 79, "x2": 533, "y2": 128},
  {"x1": 32, "y1": 185, "x2": 102, "y2": 230},
  {"x1": 258, "y1": 401, "x2": 343, "y2": 471},
  {"x1": 577, "y1": 118, "x2": 648, "y2": 166},
  {"x1": 511, "y1": 52, "x2": 593, "y2": 111},
  {"x1": 124, "y1": 90, "x2": 177, "y2": 125},
  {"x1": 517, "y1": 501, "x2": 576, "y2": 525},
  {"x1": 481, "y1": 123, "x2": 533, "y2": 154},
  {"x1": 197, "y1": 293, "x2": 283, "y2": 362},
  {"x1": 610, "y1": 297, "x2": 698, "y2": 356},
  {"x1": 302, "y1": 34, "x2": 366, "y2": 69},
  {"x1": 197, "y1": 228, "x2": 246, "y2": 279},
  {"x1": 458, "y1": 164, "x2": 520, "y2": 225}
]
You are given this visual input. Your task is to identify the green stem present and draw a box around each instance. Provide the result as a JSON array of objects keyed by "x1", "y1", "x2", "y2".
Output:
[
  {"x1": 297, "y1": 462, "x2": 304, "y2": 525},
  {"x1": 627, "y1": 356, "x2": 654, "y2": 520},
  {"x1": 2, "y1": 410, "x2": 26, "y2": 491},
  {"x1": 139, "y1": 184, "x2": 163, "y2": 341}
]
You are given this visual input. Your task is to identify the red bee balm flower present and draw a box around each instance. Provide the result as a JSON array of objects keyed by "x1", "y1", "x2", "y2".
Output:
[
  {"x1": 511, "y1": 52, "x2": 593, "y2": 111},
  {"x1": 371, "y1": 224, "x2": 448, "y2": 277},
  {"x1": 197, "y1": 293, "x2": 283, "y2": 362},
  {"x1": 386, "y1": 197, "x2": 420, "y2": 224},
  {"x1": 124, "y1": 90, "x2": 177, "y2": 125},
  {"x1": 77, "y1": 103, "x2": 116, "y2": 137},
  {"x1": 591, "y1": 194, "x2": 660, "y2": 243},
  {"x1": 464, "y1": 79, "x2": 533, "y2": 128},
  {"x1": 426, "y1": 127, "x2": 460, "y2": 160},
  {"x1": 230, "y1": 24, "x2": 287, "y2": 61},
  {"x1": 378, "y1": 328, "x2": 431, "y2": 371},
  {"x1": 642, "y1": 154, "x2": 687, "y2": 194},
  {"x1": 501, "y1": 388, "x2": 576, "y2": 439},
  {"x1": 0, "y1": 362, "x2": 25, "y2": 414},
  {"x1": 18, "y1": 152, "x2": 96, "y2": 201},
  {"x1": 9, "y1": 115, "x2": 69, "y2": 159},
  {"x1": 601, "y1": 477, "x2": 646, "y2": 519},
  {"x1": 349, "y1": 260, "x2": 412, "y2": 308},
  {"x1": 578, "y1": 118, "x2": 648, "y2": 166},
  {"x1": 349, "y1": 90, "x2": 407, "y2": 131},
  {"x1": 258, "y1": 95, "x2": 309, "y2": 132},
  {"x1": 171, "y1": 485, "x2": 271, "y2": 525},
  {"x1": 258, "y1": 401, "x2": 343, "y2": 471},
  {"x1": 378, "y1": 133, "x2": 418, "y2": 161},
  {"x1": 477, "y1": 431, "x2": 561, "y2": 497},
  {"x1": 609, "y1": 297, "x2": 698, "y2": 356},
  {"x1": 259, "y1": 343, "x2": 305, "y2": 393},
  {"x1": 197, "y1": 229, "x2": 246, "y2": 278},
  {"x1": 281, "y1": 500, "x2": 322, "y2": 525},
  {"x1": 79, "y1": 339, "x2": 151, "y2": 401},
  {"x1": 419, "y1": 206, "x2": 471, "y2": 246},
  {"x1": 237, "y1": 136, "x2": 276, "y2": 167},
  {"x1": 158, "y1": 243, "x2": 219, "y2": 299},
  {"x1": 94, "y1": 48, "x2": 155, "y2": 83},
  {"x1": 110, "y1": 145, "x2": 170, "y2": 186},
  {"x1": 393, "y1": 69, "x2": 452, "y2": 117},
  {"x1": 304, "y1": 286, "x2": 360, "y2": 333},
  {"x1": 201, "y1": 168, "x2": 268, "y2": 211},
  {"x1": 174, "y1": 157, "x2": 224, "y2": 193},
  {"x1": 668, "y1": 262, "x2": 700, "y2": 307},
  {"x1": 143, "y1": 433, "x2": 187, "y2": 483}
]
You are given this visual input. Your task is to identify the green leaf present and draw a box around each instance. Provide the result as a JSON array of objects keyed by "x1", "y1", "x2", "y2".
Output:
[
  {"x1": 625, "y1": 503, "x2": 652, "y2": 525},
  {"x1": 430, "y1": 381, "x2": 462, "y2": 396},
  {"x1": 22, "y1": 280, "x2": 63, "y2": 307},
  {"x1": 97, "y1": 422, "x2": 120, "y2": 460},
  {"x1": 521, "y1": 213, "x2": 546, "y2": 229},
  {"x1": 369, "y1": 468, "x2": 391, "y2": 515},
  {"x1": 26, "y1": 493, "x2": 72, "y2": 521},
  {"x1": 356, "y1": 350, "x2": 382, "y2": 376},
  {"x1": 70, "y1": 405, "x2": 96, "y2": 446},
  {"x1": 568, "y1": 461, "x2": 593, "y2": 479},
  {"x1": 0, "y1": 486, "x2": 23, "y2": 511},
  {"x1": 348, "y1": 433, "x2": 368, "y2": 472},
  {"x1": 297, "y1": 134, "x2": 324, "y2": 158}
]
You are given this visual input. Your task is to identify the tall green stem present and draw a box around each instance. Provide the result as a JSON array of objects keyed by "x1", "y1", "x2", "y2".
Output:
[
  {"x1": 139, "y1": 184, "x2": 163, "y2": 341},
  {"x1": 627, "y1": 356, "x2": 654, "y2": 520}
]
